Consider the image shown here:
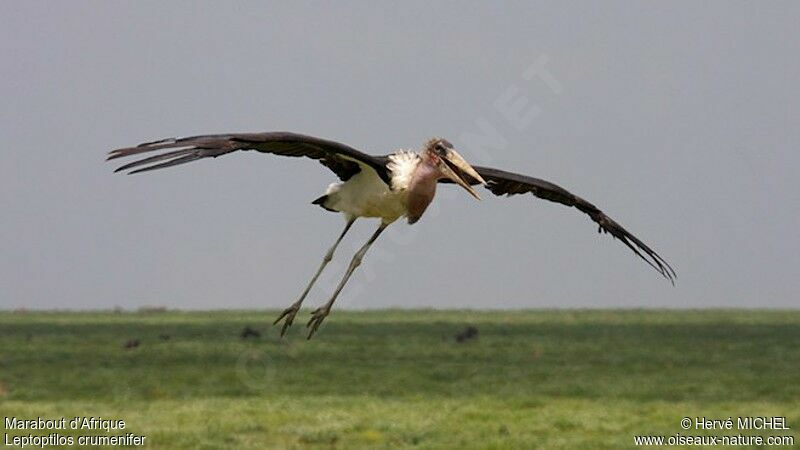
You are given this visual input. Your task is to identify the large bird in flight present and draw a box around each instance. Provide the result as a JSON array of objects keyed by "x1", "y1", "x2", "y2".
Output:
[{"x1": 108, "y1": 132, "x2": 675, "y2": 338}]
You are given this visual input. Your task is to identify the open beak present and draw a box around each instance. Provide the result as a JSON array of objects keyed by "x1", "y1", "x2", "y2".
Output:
[{"x1": 439, "y1": 149, "x2": 487, "y2": 201}]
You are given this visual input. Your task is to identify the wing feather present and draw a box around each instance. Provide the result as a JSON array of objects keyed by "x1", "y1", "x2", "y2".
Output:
[
  {"x1": 461, "y1": 165, "x2": 676, "y2": 283},
  {"x1": 107, "y1": 132, "x2": 390, "y2": 183}
]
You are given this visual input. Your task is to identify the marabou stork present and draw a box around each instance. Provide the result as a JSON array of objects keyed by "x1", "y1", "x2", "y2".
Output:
[{"x1": 108, "y1": 132, "x2": 675, "y2": 338}]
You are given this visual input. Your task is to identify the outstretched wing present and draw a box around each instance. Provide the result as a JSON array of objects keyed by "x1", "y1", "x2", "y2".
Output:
[
  {"x1": 107, "y1": 131, "x2": 391, "y2": 184},
  {"x1": 462, "y1": 165, "x2": 676, "y2": 284}
]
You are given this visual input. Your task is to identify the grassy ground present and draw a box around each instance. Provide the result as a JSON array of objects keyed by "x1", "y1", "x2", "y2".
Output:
[{"x1": 0, "y1": 309, "x2": 798, "y2": 449}]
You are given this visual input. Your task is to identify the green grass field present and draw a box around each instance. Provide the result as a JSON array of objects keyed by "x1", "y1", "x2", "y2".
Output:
[{"x1": 0, "y1": 310, "x2": 798, "y2": 449}]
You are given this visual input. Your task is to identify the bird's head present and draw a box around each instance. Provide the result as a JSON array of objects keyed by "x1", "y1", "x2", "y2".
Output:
[{"x1": 423, "y1": 138, "x2": 486, "y2": 200}]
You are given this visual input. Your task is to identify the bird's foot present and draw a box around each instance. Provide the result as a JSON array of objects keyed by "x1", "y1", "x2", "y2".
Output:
[
  {"x1": 306, "y1": 305, "x2": 332, "y2": 339},
  {"x1": 273, "y1": 303, "x2": 302, "y2": 337}
]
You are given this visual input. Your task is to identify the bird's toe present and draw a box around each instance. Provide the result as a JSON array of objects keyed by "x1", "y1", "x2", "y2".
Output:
[
  {"x1": 273, "y1": 305, "x2": 302, "y2": 337},
  {"x1": 305, "y1": 307, "x2": 331, "y2": 339}
]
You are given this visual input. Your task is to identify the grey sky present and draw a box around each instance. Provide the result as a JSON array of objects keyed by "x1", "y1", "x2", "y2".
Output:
[{"x1": 2, "y1": 1, "x2": 798, "y2": 310}]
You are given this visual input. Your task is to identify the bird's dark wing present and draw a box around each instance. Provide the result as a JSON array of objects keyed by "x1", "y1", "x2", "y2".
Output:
[
  {"x1": 455, "y1": 165, "x2": 676, "y2": 283},
  {"x1": 107, "y1": 132, "x2": 391, "y2": 184}
]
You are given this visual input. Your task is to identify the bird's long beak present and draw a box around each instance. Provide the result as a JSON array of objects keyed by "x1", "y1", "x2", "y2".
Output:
[{"x1": 440, "y1": 149, "x2": 486, "y2": 201}]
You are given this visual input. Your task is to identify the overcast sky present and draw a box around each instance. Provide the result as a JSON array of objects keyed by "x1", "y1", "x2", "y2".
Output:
[{"x1": 2, "y1": 1, "x2": 798, "y2": 310}]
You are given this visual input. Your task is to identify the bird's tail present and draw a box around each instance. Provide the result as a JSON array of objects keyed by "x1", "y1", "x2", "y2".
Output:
[
  {"x1": 311, "y1": 194, "x2": 337, "y2": 212},
  {"x1": 107, "y1": 134, "x2": 244, "y2": 174}
]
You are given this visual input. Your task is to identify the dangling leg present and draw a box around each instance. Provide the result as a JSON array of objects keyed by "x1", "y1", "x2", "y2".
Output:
[
  {"x1": 273, "y1": 217, "x2": 356, "y2": 336},
  {"x1": 307, "y1": 222, "x2": 389, "y2": 339}
]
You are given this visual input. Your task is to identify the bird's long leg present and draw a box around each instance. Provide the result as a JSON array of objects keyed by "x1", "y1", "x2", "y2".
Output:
[
  {"x1": 273, "y1": 218, "x2": 356, "y2": 336},
  {"x1": 307, "y1": 222, "x2": 389, "y2": 339}
]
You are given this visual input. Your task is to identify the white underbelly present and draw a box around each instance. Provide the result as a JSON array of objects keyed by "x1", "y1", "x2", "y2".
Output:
[{"x1": 324, "y1": 171, "x2": 408, "y2": 223}]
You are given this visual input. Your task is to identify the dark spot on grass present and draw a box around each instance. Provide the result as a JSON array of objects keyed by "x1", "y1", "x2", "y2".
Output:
[
  {"x1": 455, "y1": 325, "x2": 479, "y2": 343},
  {"x1": 240, "y1": 326, "x2": 261, "y2": 339}
]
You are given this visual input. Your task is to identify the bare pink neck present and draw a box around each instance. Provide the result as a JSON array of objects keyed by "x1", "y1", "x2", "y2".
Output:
[{"x1": 406, "y1": 160, "x2": 439, "y2": 224}]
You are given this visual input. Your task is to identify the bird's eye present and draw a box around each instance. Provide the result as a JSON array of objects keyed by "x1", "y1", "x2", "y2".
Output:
[{"x1": 435, "y1": 144, "x2": 448, "y2": 156}]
